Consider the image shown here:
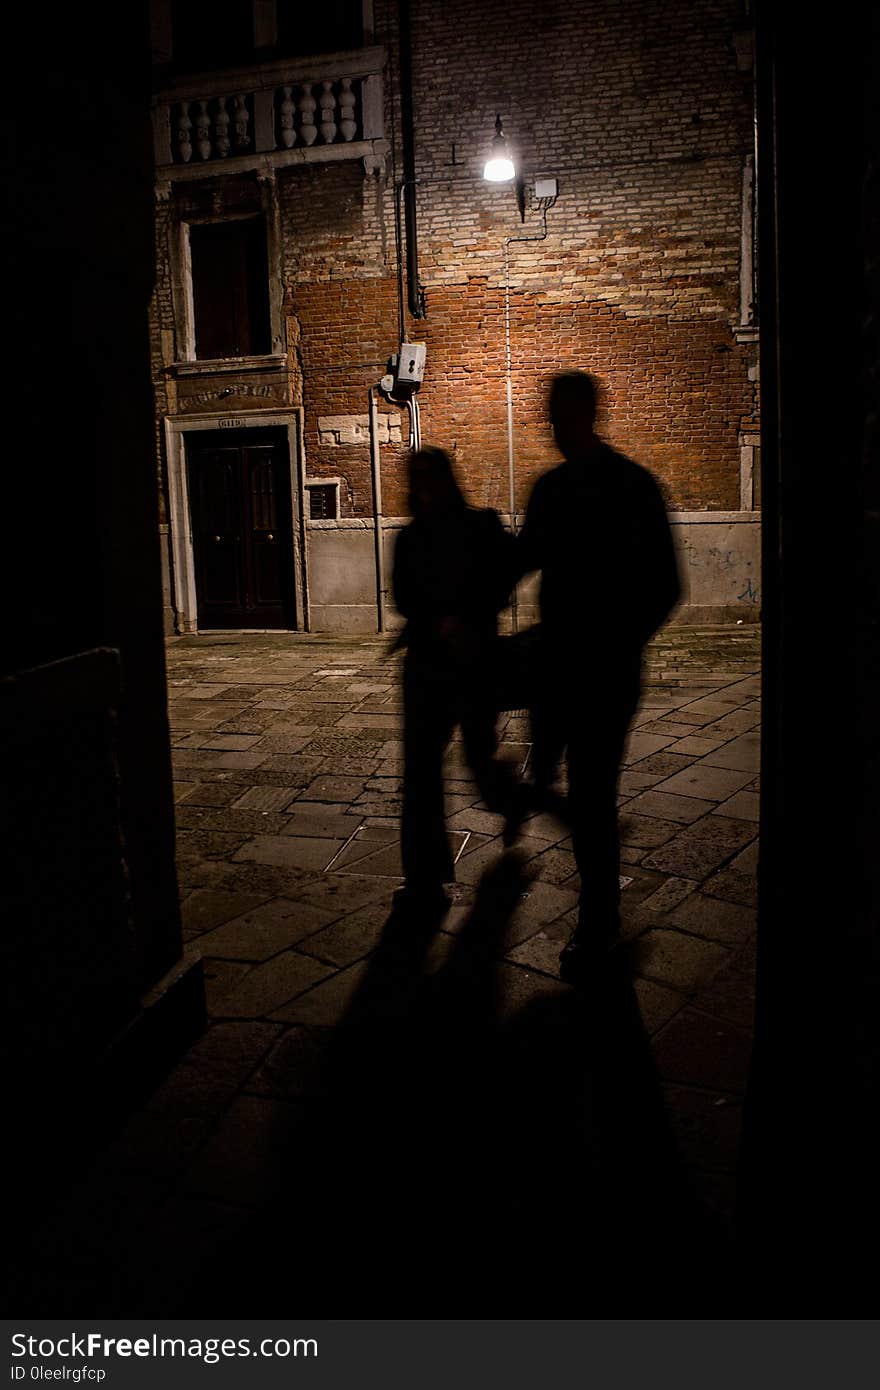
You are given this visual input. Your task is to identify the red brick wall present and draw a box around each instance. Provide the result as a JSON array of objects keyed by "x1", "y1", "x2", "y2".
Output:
[{"x1": 151, "y1": 0, "x2": 757, "y2": 524}]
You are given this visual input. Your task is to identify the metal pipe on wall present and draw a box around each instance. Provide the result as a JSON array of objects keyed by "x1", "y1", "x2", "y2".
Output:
[
  {"x1": 398, "y1": 3, "x2": 425, "y2": 320},
  {"x1": 503, "y1": 205, "x2": 551, "y2": 634},
  {"x1": 368, "y1": 388, "x2": 387, "y2": 632}
]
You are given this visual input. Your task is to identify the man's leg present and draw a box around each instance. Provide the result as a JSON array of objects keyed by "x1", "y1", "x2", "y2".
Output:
[
  {"x1": 460, "y1": 673, "x2": 504, "y2": 812},
  {"x1": 561, "y1": 685, "x2": 639, "y2": 975}
]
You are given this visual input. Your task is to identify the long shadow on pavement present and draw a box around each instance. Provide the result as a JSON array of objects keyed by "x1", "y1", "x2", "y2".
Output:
[{"x1": 182, "y1": 852, "x2": 733, "y2": 1315}]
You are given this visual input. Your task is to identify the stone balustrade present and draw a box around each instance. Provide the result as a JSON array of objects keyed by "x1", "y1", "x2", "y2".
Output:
[{"x1": 152, "y1": 47, "x2": 385, "y2": 173}]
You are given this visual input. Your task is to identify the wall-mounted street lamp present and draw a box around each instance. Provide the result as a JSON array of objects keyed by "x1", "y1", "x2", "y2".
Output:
[{"x1": 483, "y1": 114, "x2": 516, "y2": 182}]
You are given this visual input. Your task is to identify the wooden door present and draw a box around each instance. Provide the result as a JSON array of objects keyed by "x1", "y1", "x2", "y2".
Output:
[{"x1": 186, "y1": 429, "x2": 296, "y2": 629}]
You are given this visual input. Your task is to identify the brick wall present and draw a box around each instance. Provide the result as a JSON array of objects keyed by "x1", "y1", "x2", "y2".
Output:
[{"x1": 149, "y1": 0, "x2": 759, "y2": 627}]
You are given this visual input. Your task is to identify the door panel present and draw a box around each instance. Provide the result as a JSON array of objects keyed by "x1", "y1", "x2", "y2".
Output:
[{"x1": 186, "y1": 430, "x2": 296, "y2": 630}]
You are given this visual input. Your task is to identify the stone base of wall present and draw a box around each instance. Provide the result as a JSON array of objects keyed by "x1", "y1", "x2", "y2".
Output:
[{"x1": 305, "y1": 513, "x2": 762, "y2": 633}]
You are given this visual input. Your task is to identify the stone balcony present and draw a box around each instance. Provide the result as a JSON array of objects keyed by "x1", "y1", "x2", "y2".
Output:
[{"x1": 152, "y1": 46, "x2": 388, "y2": 181}]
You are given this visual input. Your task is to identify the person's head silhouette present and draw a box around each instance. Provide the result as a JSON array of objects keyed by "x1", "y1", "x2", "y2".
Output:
[
  {"x1": 548, "y1": 371, "x2": 599, "y2": 460},
  {"x1": 407, "y1": 446, "x2": 466, "y2": 522}
]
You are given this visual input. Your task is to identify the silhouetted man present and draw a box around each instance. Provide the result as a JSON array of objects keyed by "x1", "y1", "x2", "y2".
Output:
[
  {"x1": 393, "y1": 447, "x2": 513, "y2": 913},
  {"x1": 514, "y1": 371, "x2": 681, "y2": 982}
]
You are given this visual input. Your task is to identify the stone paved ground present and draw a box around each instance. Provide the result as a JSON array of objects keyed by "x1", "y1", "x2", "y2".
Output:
[{"x1": 22, "y1": 626, "x2": 761, "y2": 1315}]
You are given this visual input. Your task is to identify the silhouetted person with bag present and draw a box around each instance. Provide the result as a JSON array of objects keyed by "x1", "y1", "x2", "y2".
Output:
[
  {"x1": 513, "y1": 371, "x2": 681, "y2": 982},
  {"x1": 393, "y1": 447, "x2": 514, "y2": 913}
]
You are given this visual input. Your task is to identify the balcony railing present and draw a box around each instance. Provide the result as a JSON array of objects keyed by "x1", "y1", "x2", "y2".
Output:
[{"x1": 152, "y1": 46, "x2": 386, "y2": 174}]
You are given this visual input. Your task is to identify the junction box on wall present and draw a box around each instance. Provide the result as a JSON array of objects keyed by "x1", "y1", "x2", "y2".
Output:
[{"x1": 396, "y1": 341, "x2": 426, "y2": 384}]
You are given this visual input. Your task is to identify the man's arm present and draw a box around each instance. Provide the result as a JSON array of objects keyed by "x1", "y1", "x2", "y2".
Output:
[
  {"x1": 635, "y1": 474, "x2": 682, "y2": 644},
  {"x1": 391, "y1": 526, "x2": 415, "y2": 620},
  {"x1": 512, "y1": 473, "x2": 549, "y2": 581}
]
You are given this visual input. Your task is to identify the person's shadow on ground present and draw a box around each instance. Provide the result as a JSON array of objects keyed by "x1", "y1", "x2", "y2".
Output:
[{"x1": 182, "y1": 852, "x2": 732, "y2": 1315}]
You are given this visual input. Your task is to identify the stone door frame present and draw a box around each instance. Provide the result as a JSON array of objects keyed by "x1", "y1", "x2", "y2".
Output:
[{"x1": 164, "y1": 409, "x2": 306, "y2": 634}]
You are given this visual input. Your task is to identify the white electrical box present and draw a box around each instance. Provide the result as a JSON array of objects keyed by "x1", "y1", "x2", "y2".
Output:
[
  {"x1": 534, "y1": 177, "x2": 558, "y2": 200},
  {"x1": 397, "y1": 341, "x2": 426, "y2": 384}
]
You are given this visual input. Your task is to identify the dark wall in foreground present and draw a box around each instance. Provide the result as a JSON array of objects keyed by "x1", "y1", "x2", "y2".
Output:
[
  {"x1": 3, "y1": 5, "x2": 194, "y2": 1114},
  {"x1": 743, "y1": 0, "x2": 879, "y2": 1306}
]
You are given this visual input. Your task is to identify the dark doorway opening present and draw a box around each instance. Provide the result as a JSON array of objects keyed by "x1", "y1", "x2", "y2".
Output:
[{"x1": 186, "y1": 427, "x2": 297, "y2": 630}]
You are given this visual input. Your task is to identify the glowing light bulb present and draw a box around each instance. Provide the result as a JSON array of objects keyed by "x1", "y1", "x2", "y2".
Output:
[{"x1": 483, "y1": 114, "x2": 515, "y2": 182}]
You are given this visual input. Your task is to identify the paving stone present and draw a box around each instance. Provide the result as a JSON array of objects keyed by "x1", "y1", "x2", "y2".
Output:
[
  {"x1": 505, "y1": 932, "x2": 563, "y2": 977},
  {"x1": 696, "y1": 940, "x2": 757, "y2": 1028},
  {"x1": 619, "y1": 814, "x2": 680, "y2": 849},
  {"x1": 177, "y1": 781, "x2": 244, "y2": 808},
  {"x1": 620, "y1": 844, "x2": 647, "y2": 865},
  {"x1": 699, "y1": 709, "x2": 761, "y2": 739},
  {"x1": 202, "y1": 958, "x2": 252, "y2": 1013},
  {"x1": 336, "y1": 822, "x2": 399, "y2": 849},
  {"x1": 174, "y1": 804, "x2": 292, "y2": 837},
  {"x1": 247, "y1": 1026, "x2": 331, "y2": 1100},
  {"x1": 236, "y1": 755, "x2": 324, "y2": 785},
  {"x1": 623, "y1": 789, "x2": 712, "y2": 824},
  {"x1": 622, "y1": 731, "x2": 675, "y2": 764},
  {"x1": 637, "y1": 719, "x2": 706, "y2": 738},
  {"x1": 318, "y1": 757, "x2": 381, "y2": 778},
  {"x1": 377, "y1": 740, "x2": 405, "y2": 759},
  {"x1": 653, "y1": 763, "x2": 754, "y2": 802},
  {"x1": 171, "y1": 683, "x2": 232, "y2": 700},
  {"x1": 335, "y1": 840, "x2": 405, "y2": 879},
  {"x1": 701, "y1": 847, "x2": 759, "y2": 907},
  {"x1": 181, "y1": 888, "x2": 270, "y2": 934},
  {"x1": 350, "y1": 796, "x2": 405, "y2": 818},
  {"x1": 666, "y1": 893, "x2": 756, "y2": 945},
  {"x1": 712, "y1": 790, "x2": 760, "y2": 822},
  {"x1": 216, "y1": 950, "x2": 335, "y2": 1018},
  {"x1": 701, "y1": 732, "x2": 761, "y2": 773},
  {"x1": 189, "y1": 1019, "x2": 283, "y2": 1084},
  {"x1": 527, "y1": 845, "x2": 578, "y2": 885},
  {"x1": 271, "y1": 960, "x2": 372, "y2": 1026},
  {"x1": 446, "y1": 807, "x2": 506, "y2": 835},
  {"x1": 629, "y1": 928, "x2": 730, "y2": 992},
  {"x1": 307, "y1": 733, "x2": 391, "y2": 759},
  {"x1": 453, "y1": 838, "x2": 506, "y2": 885},
  {"x1": 633, "y1": 978, "x2": 687, "y2": 1035},
  {"x1": 197, "y1": 898, "x2": 342, "y2": 960},
  {"x1": 248, "y1": 734, "x2": 323, "y2": 757},
  {"x1": 193, "y1": 750, "x2": 273, "y2": 770},
  {"x1": 182, "y1": 1095, "x2": 304, "y2": 1205},
  {"x1": 494, "y1": 962, "x2": 568, "y2": 1019},
  {"x1": 641, "y1": 816, "x2": 756, "y2": 879},
  {"x1": 297, "y1": 902, "x2": 391, "y2": 966},
  {"x1": 293, "y1": 873, "x2": 394, "y2": 916},
  {"x1": 337, "y1": 712, "x2": 404, "y2": 731},
  {"x1": 233, "y1": 835, "x2": 347, "y2": 872},
  {"x1": 618, "y1": 769, "x2": 663, "y2": 797},
  {"x1": 202, "y1": 734, "x2": 263, "y2": 751},
  {"x1": 666, "y1": 735, "x2": 726, "y2": 756},
  {"x1": 177, "y1": 828, "x2": 253, "y2": 861},
  {"x1": 520, "y1": 812, "x2": 571, "y2": 844},
  {"x1": 231, "y1": 786, "x2": 300, "y2": 813},
  {"x1": 301, "y1": 775, "x2": 367, "y2": 802},
  {"x1": 651, "y1": 1008, "x2": 753, "y2": 1093},
  {"x1": 636, "y1": 876, "x2": 700, "y2": 915},
  {"x1": 627, "y1": 750, "x2": 696, "y2": 777},
  {"x1": 677, "y1": 694, "x2": 748, "y2": 720},
  {"x1": 508, "y1": 880, "x2": 580, "y2": 943},
  {"x1": 365, "y1": 776, "x2": 404, "y2": 794},
  {"x1": 281, "y1": 803, "x2": 362, "y2": 838}
]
